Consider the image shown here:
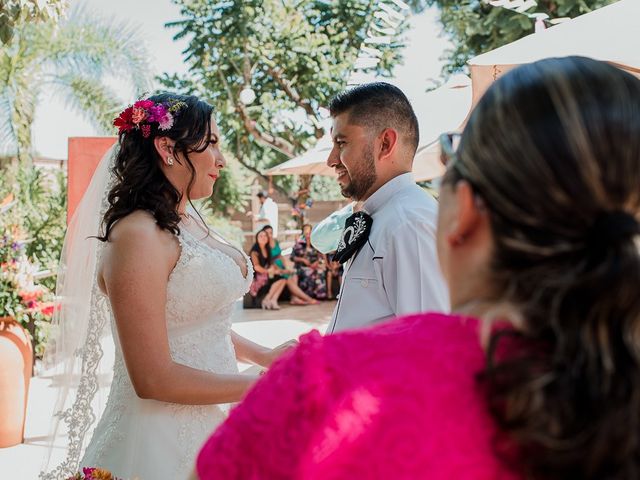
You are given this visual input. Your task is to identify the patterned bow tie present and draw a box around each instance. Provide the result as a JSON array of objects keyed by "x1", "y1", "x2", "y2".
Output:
[{"x1": 332, "y1": 211, "x2": 373, "y2": 264}]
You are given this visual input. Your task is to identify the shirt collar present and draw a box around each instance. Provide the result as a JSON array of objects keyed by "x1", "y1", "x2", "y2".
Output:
[{"x1": 363, "y1": 172, "x2": 415, "y2": 215}]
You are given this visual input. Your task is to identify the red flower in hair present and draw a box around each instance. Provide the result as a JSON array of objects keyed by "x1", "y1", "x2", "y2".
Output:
[
  {"x1": 113, "y1": 98, "x2": 186, "y2": 136},
  {"x1": 113, "y1": 106, "x2": 134, "y2": 132}
]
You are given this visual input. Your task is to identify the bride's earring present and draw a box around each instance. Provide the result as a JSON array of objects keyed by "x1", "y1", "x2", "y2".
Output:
[{"x1": 166, "y1": 156, "x2": 174, "y2": 166}]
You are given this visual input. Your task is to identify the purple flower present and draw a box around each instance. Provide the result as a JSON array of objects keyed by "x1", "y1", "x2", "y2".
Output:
[
  {"x1": 146, "y1": 104, "x2": 168, "y2": 123},
  {"x1": 147, "y1": 104, "x2": 174, "y2": 131}
]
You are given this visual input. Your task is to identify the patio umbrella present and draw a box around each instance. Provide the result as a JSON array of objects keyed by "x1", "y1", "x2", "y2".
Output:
[
  {"x1": 413, "y1": 74, "x2": 471, "y2": 181},
  {"x1": 469, "y1": 0, "x2": 640, "y2": 105},
  {"x1": 413, "y1": 141, "x2": 444, "y2": 182},
  {"x1": 265, "y1": 135, "x2": 335, "y2": 177},
  {"x1": 266, "y1": 75, "x2": 472, "y2": 181}
]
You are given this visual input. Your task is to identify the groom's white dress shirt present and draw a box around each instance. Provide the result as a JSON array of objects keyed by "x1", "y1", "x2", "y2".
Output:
[{"x1": 327, "y1": 173, "x2": 449, "y2": 333}]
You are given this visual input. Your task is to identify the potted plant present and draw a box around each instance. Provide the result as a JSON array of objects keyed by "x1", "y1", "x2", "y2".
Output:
[{"x1": 0, "y1": 210, "x2": 57, "y2": 447}]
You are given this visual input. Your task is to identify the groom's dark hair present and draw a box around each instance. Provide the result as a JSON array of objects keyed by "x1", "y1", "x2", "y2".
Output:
[{"x1": 328, "y1": 82, "x2": 419, "y2": 154}]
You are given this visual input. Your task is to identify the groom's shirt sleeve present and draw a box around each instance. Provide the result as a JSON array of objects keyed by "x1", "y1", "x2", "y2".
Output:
[
  {"x1": 379, "y1": 219, "x2": 449, "y2": 316},
  {"x1": 196, "y1": 331, "x2": 329, "y2": 479}
]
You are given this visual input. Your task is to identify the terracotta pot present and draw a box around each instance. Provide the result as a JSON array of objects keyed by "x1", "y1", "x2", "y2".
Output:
[{"x1": 0, "y1": 316, "x2": 33, "y2": 448}]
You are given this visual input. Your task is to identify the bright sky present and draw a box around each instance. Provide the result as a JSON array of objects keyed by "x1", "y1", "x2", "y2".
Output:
[{"x1": 32, "y1": 2, "x2": 450, "y2": 159}]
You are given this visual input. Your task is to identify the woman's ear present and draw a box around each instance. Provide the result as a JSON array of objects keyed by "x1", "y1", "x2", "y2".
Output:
[
  {"x1": 446, "y1": 180, "x2": 483, "y2": 247},
  {"x1": 153, "y1": 136, "x2": 175, "y2": 165}
]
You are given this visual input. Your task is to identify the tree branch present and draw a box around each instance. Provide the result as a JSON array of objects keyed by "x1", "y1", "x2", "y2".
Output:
[
  {"x1": 266, "y1": 66, "x2": 325, "y2": 139},
  {"x1": 237, "y1": 102, "x2": 297, "y2": 157},
  {"x1": 231, "y1": 134, "x2": 292, "y2": 198},
  {"x1": 217, "y1": 69, "x2": 296, "y2": 158}
]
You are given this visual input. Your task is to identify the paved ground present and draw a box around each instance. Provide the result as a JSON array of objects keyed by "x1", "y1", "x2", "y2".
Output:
[{"x1": 0, "y1": 300, "x2": 335, "y2": 479}]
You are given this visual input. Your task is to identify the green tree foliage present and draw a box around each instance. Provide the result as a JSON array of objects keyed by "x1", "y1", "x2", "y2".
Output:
[
  {"x1": 0, "y1": 164, "x2": 66, "y2": 356},
  {"x1": 426, "y1": 0, "x2": 618, "y2": 74},
  {"x1": 0, "y1": 164, "x2": 66, "y2": 290},
  {"x1": 0, "y1": 5, "x2": 152, "y2": 164},
  {"x1": 161, "y1": 0, "x2": 429, "y2": 209},
  {"x1": 0, "y1": 0, "x2": 66, "y2": 44}
]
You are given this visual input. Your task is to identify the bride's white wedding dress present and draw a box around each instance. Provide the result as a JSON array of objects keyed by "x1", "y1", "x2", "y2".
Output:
[{"x1": 80, "y1": 225, "x2": 253, "y2": 479}]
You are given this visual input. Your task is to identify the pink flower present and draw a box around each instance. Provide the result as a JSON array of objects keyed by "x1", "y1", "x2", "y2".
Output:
[
  {"x1": 133, "y1": 99, "x2": 154, "y2": 109},
  {"x1": 131, "y1": 107, "x2": 147, "y2": 125},
  {"x1": 19, "y1": 288, "x2": 44, "y2": 303},
  {"x1": 37, "y1": 302, "x2": 58, "y2": 317},
  {"x1": 158, "y1": 112, "x2": 174, "y2": 131}
]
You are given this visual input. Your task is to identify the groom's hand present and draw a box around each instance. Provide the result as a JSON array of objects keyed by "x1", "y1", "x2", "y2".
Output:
[{"x1": 263, "y1": 339, "x2": 299, "y2": 368}]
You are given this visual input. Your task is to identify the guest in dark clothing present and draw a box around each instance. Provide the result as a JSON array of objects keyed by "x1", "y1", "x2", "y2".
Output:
[
  {"x1": 249, "y1": 230, "x2": 287, "y2": 310},
  {"x1": 262, "y1": 226, "x2": 318, "y2": 305},
  {"x1": 291, "y1": 224, "x2": 327, "y2": 299},
  {"x1": 325, "y1": 253, "x2": 343, "y2": 300}
]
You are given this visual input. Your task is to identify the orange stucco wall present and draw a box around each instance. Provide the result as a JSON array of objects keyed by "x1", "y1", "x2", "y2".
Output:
[{"x1": 67, "y1": 137, "x2": 117, "y2": 221}]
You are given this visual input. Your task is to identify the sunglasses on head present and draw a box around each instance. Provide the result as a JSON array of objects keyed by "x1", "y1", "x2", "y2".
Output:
[
  {"x1": 439, "y1": 132, "x2": 462, "y2": 168},
  {"x1": 438, "y1": 132, "x2": 489, "y2": 210}
]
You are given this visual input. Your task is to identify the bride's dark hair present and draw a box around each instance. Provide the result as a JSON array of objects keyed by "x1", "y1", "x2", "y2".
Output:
[{"x1": 98, "y1": 92, "x2": 213, "y2": 241}]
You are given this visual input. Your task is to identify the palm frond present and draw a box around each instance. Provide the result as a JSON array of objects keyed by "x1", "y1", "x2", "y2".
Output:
[
  {"x1": 0, "y1": 4, "x2": 157, "y2": 166},
  {"x1": 10, "y1": 71, "x2": 38, "y2": 163},
  {"x1": 46, "y1": 4, "x2": 153, "y2": 97},
  {"x1": 0, "y1": 92, "x2": 18, "y2": 155},
  {"x1": 0, "y1": 23, "x2": 46, "y2": 158},
  {"x1": 52, "y1": 73, "x2": 121, "y2": 133}
]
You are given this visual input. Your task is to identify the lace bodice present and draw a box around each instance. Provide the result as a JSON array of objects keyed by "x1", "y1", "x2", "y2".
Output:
[
  {"x1": 167, "y1": 226, "x2": 253, "y2": 329},
  {"x1": 164, "y1": 226, "x2": 253, "y2": 369},
  {"x1": 78, "y1": 225, "x2": 254, "y2": 479}
]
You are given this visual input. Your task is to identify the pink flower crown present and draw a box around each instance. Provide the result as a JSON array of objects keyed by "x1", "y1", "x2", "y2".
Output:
[{"x1": 113, "y1": 98, "x2": 188, "y2": 138}]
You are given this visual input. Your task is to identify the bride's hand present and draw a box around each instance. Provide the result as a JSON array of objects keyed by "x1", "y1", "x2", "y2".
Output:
[{"x1": 262, "y1": 339, "x2": 299, "y2": 368}]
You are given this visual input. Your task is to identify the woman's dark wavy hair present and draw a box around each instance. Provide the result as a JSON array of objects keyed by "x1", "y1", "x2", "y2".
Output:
[
  {"x1": 252, "y1": 229, "x2": 272, "y2": 266},
  {"x1": 446, "y1": 57, "x2": 640, "y2": 479},
  {"x1": 98, "y1": 93, "x2": 213, "y2": 241}
]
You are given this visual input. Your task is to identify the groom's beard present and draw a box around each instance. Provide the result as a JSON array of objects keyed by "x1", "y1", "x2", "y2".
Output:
[{"x1": 341, "y1": 145, "x2": 376, "y2": 201}]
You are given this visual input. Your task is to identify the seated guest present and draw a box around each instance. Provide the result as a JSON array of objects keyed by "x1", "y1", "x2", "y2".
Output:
[
  {"x1": 195, "y1": 58, "x2": 640, "y2": 479},
  {"x1": 248, "y1": 230, "x2": 287, "y2": 310},
  {"x1": 325, "y1": 253, "x2": 342, "y2": 300},
  {"x1": 291, "y1": 223, "x2": 328, "y2": 300},
  {"x1": 263, "y1": 225, "x2": 319, "y2": 306}
]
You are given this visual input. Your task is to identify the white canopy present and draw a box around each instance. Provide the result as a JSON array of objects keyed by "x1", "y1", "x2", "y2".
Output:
[
  {"x1": 264, "y1": 135, "x2": 334, "y2": 176},
  {"x1": 266, "y1": 75, "x2": 472, "y2": 181},
  {"x1": 469, "y1": 0, "x2": 640, "y2": 104},
  {"x1": 412, "y1": 74, "x2": 471, "y2": 181}
]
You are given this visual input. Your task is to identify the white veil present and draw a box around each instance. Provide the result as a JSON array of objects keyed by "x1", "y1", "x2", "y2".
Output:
[{"x1": 40, "y1": 145, "x2": 119, "y2": 479}]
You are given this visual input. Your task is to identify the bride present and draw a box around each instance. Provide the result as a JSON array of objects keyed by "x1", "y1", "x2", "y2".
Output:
[{"x1": 41, "y1": 93, "x2": 294, "y2": 479}]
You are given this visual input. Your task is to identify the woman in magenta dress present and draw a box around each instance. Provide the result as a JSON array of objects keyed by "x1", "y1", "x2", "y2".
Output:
[{"x1": 195, "y1": 57, "x2": 640, "y2": 479}]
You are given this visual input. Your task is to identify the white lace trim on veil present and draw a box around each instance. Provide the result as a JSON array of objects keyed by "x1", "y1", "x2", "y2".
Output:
[{"x1": 40, "y1": 146, "x2": 117, "y2": 479}]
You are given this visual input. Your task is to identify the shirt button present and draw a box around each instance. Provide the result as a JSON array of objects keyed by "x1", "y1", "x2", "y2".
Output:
[{"x1": 360, "y1": 279, "x2": 369, "y2": 288}]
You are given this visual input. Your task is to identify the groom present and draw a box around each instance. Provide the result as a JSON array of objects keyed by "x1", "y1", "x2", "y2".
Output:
[{"x1": 325, "y1": 82, "x2": 448, "y2": 333}]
